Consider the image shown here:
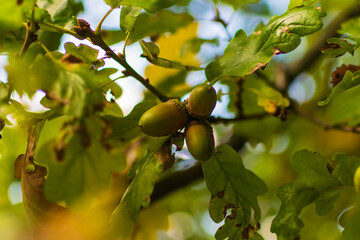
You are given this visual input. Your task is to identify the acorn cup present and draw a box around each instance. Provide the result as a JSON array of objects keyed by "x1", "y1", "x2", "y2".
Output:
[
  {"x1": 139, "y1": 99, "x2": 189, "y2": 137},
  {"x1": 185, "y1": 120, "x2": 215, "y2": 161},
  {"x1": 187, "y1": 84, "x2": 217, "y2": 118}
]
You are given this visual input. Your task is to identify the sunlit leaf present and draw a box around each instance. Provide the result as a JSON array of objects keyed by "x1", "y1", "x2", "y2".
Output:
[
  {"x1": 288, "y1": 0, "x2": 319, "y2": 10},
  {"x1": 120, "y1": 6, "x2": 142, "y2": 32},
  {"x1": 205, "y1": 6, "x2": 326, "y2": 82},
  {"x1": 121, "y1": 0, "x2": 184, "y2": 13},
  {"x1": 38, "y1": 0, "x2": 84, "y2": 26},
  {"x1": 0, "y1": 1, "x2": 31, "y2": 31}
]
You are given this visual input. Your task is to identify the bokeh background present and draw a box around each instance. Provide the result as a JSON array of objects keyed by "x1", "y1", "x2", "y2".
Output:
[{"x1": 1, "y1": 0, "x2": 360, "y2": 239}]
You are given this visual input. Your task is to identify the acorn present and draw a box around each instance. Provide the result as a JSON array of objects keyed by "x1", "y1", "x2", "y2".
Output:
[
  {"x1": 185, "y1": 120, "x2": 215, "y2": 161},
  {"x1": 139, "y1": 99, "x2": 189, "y2": 137},
  {"x1": 187, "y1": 84, "x2": 217, "y2": 118}
]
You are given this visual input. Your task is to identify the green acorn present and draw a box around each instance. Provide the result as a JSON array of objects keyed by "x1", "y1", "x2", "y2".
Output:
[
  {"x1": 139, "y1": 99, "x2": 189, "y2": 137},
  {"x1": 185, "y1": 120, "x2": 215, "y2": 161},
  {"x1": 187, "y1": 84, "x2": 217, "y2": 118}
]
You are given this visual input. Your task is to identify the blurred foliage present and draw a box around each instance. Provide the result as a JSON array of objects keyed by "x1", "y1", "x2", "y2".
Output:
[{"x1": 1, "y1": 0, "x2": 360, "y2": 240}]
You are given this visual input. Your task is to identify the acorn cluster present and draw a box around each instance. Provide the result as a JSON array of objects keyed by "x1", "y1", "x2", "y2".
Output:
[{"x1": 139, "y1": 84, "x2": 217, "y2": 161}]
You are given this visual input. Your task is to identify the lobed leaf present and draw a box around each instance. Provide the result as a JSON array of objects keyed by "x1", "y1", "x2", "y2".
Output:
[
  {"x1": 203, "y1": 145, "x2": 267, "y2": 240},
  {"x1": 271, "y1": 149, "x2": 360, "y2": 240},
  {"x1": 64, "y1": 42, "x2": 104, "y2": 68},
  {"x1": 318, "y1": 70, "x2": 360, "y2": 106},
  {"x1": 205, "y1": 6, "x2": 326, "y2": 82},
  {"x1": 109, "y1": 137, "x2": 168, "y2": 237},
  {"x1": 321, "y1": 38, "x2": 356, "y2": 58},
  {"x1": 102, "y1": 100, "x2": 157, "y2": 141}
]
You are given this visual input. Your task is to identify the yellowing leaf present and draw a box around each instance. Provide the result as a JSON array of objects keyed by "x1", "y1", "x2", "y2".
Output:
[
  {"x1": 145, "y1": 23, "x2": 200, "y2": 86},
  {"x1": 248, "y1": 87, "x2": 290, "y2": 114}
]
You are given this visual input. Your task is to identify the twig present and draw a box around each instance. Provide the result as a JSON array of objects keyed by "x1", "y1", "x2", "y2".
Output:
[
  {"x1": 209, "y1": 112, "x2": 269, "y2": 124},
  {"x1": 213, "y1": 8, "x2": 232, "y2": 40},
  {"x1": 75, "y1": 20, "x2": 170, "y2": 102},
  {"x1": 151, "y1": 164, "x2": 203, "y2": 202},
  {"x1": 235, "y1": 77, "x2": 245, "y2": 117}
]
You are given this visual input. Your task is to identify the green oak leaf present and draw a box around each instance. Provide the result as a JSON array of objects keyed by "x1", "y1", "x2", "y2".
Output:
[
  {"x1": 140, "y1": 40, "x2": 203, "y2": 71},
  {"x1": 101, "y1": 10, "x2": 193, "y2": 45},
  {"x1": 120, "y1": 6, "x2": 142, "y2": 32},
  {"x1": 271, "y1": 183, "x2": 303, "y2": 240},
  {"x1": 0, "y1": 0, "x2": 32, "y2": 31},
  {"x1": 102, "y1": 100, "x2": 157, "y2": 141},
  {"x1": 205, "y1": 6, "x2": 326, "y2": 82},
  {"x1": 318, "y1": 70, "x2": 360, "y2": 106},
  {"x1": 338, "y1": 16, "x2": 360, "y2": 45},
  {"x1": 96, "y1": 68, "x2": 122, "y2": 99},
  {"x1": 203, "y1": 145, "x2": 267, "y2": 240},
  {"x1": 332, "y1": 153, "x2": 360, "y2": 186},
  {"x1": 321, "y1": 38, "x2": 356, "y2": 58},
  {"x1": 64, "y1": 42, "x2": 104, "y2": 68},
  {"x1": 271, "y1": 150, "x2": 360, "y2": 240},
  {"x1": 109, "y1": 137, "x2": 168, "y2": 237},
  {"x1": 38, "y1": 0, "x2": 84, "y2": 26},
  {"x1": 288, "y1": 0, "x2": 319, "y2": 10}
]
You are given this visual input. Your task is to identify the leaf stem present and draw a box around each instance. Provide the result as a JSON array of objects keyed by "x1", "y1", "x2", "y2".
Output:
[
  {"x1": 95, "y1": 7, "x2": 115, "y2": 36},
  {"x1": 19, "y1": 23, "x2": 36, "y2": 57},
  {"x1": 99, "y1": 75, "x2": 128, "y2": 88},
  {"x1": 35, "y1": 40, "x2": 57, "y2": 61},
  {"x1": 122, "y1": 32, "x2": 131, "y2": 57},
  {"x1": 38, "y1": 22, "x2": 78, "y2": 36}
]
